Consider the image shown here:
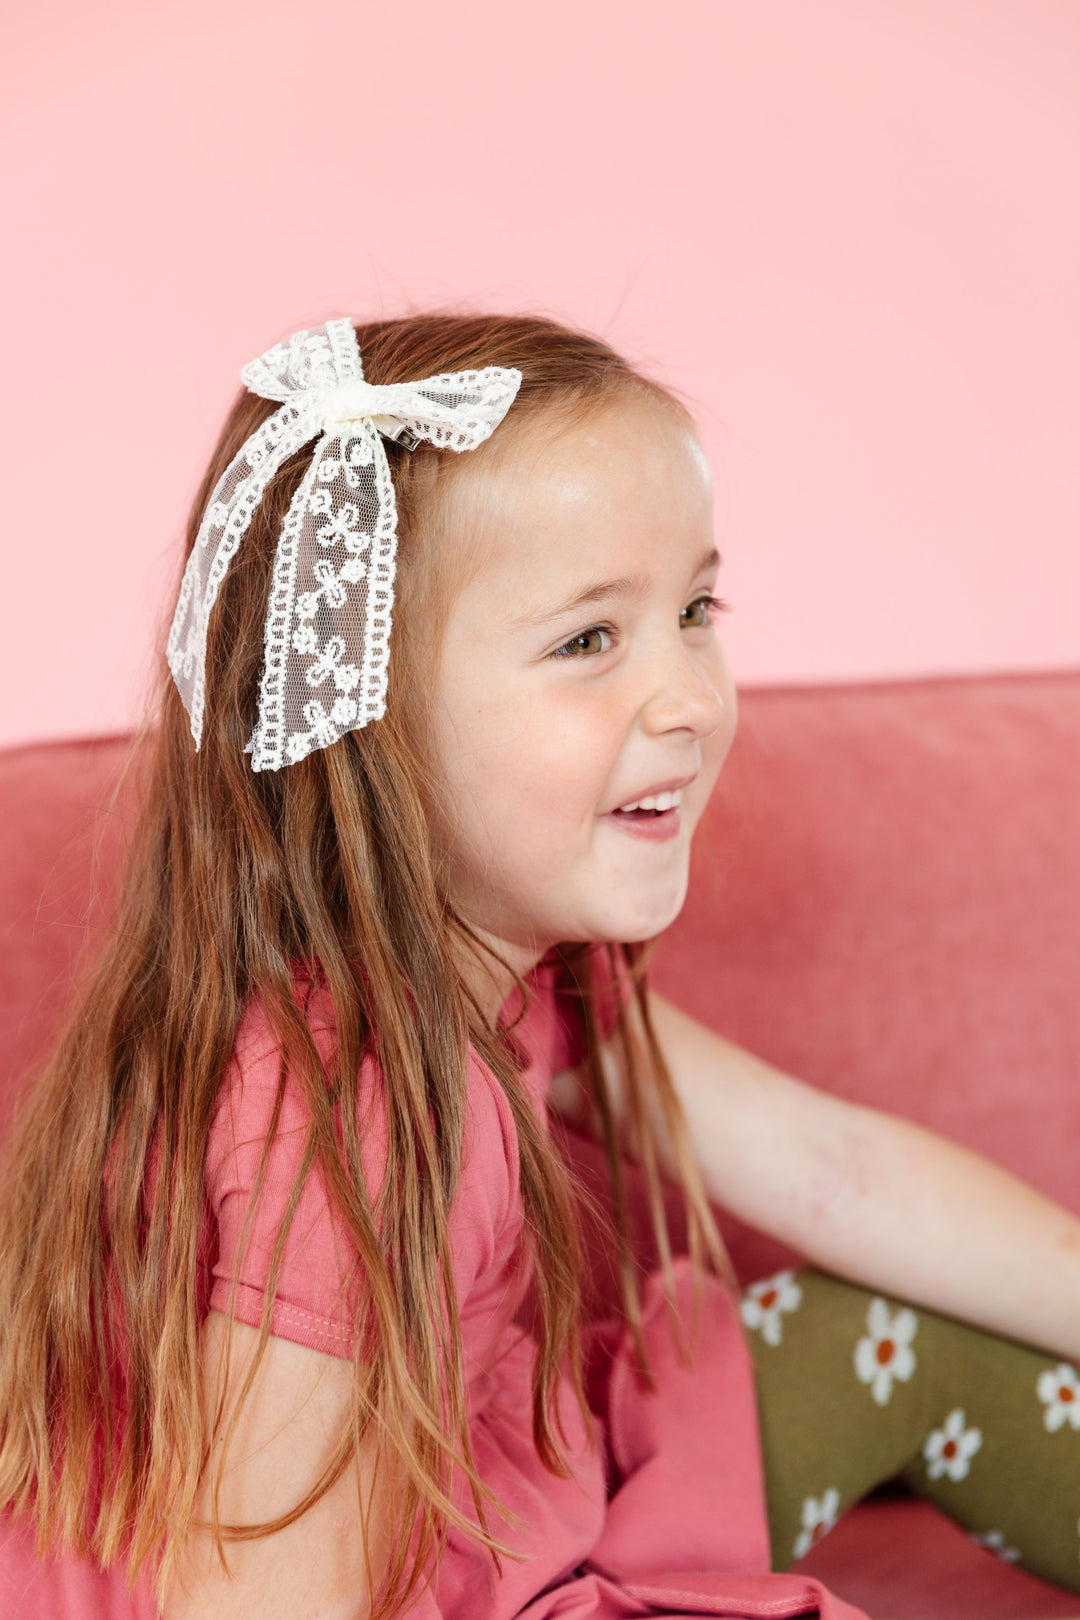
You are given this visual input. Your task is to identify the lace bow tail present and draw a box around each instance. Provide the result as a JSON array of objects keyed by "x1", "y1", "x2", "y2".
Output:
[
  {"x1": 167, "y1": 402, "x2": 320, "y2": 748},
  {"x1": 247, "y1": 421, "x2": 398, "y2": 771}
]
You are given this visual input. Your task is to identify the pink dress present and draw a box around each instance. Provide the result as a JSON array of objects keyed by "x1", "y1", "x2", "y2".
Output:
[{"x1": 0, "y1": 962, "x2": 868, "y2": 1620}]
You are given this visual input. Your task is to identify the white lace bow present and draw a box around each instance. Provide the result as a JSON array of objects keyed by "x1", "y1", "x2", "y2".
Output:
[{"x1": 167, "y1": 319, "x2": 522, "y2": 770}]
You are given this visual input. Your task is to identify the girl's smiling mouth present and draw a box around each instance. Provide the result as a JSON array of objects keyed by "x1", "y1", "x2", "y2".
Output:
[{"x1": 605, "y1": 777, "x2": 694, "y2": 841}]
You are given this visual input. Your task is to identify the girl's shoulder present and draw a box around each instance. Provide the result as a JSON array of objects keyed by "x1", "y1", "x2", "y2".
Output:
[
  {"x1": 202, "y1": 972, "x2": 528, "y2": 1358},
  {"x1": 213, "y1": 951, "x2": 628, "y2": 1151},
  {"x1": 198, "y1": 956, "x2": 631, "y2": 1360},
  {"x1": 208, "y1": 965, "x2": 524, "y2": 1211}
]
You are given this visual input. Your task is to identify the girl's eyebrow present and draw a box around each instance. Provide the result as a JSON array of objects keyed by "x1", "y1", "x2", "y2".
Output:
[{"x1": 513, "y1": 546, "x2": 721, "y2": 628}]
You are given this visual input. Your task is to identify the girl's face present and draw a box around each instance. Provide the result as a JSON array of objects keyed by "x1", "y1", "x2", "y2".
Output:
[{"x1": 427, "y1": 392, "x2": 737, "y2": 981}]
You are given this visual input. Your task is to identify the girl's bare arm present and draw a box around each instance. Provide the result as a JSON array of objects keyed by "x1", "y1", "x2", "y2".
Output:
[
  {"x1": 163, "y1": 1310, "x2": 387, "y2": 1620},
  {"x1": 550, "y1": 990, "x2": 1080, "y2": 1361}
]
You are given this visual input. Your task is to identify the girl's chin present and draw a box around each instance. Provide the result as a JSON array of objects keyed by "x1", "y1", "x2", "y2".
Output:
[
  {"x1": 484, "y1": 859, "x2": 691, "y2": 954},
  {"x1": 584, "y1": 888, "x2": 690, "y2": 946}
]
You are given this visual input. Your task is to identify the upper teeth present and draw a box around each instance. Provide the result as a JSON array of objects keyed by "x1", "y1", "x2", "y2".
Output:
[{"x1": 618, "y1": 789, "x2": 683, "y2": 812}]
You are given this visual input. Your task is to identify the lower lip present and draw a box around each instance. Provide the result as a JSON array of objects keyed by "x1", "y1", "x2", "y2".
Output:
[{"x1": 604, "y1": 806, "x2": 682, "y2": 842}]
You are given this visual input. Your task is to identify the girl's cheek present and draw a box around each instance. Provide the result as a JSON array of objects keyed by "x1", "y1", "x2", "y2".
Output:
[{"x1": 442, "y1": 671, "x2": 627, "y2": 833}]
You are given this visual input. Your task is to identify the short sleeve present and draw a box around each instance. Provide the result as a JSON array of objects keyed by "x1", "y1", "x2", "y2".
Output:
[
  {"x1": 204, "y1": 1005, "x2": 387, "y2": 1359},
  {"x1": 204, "y1": 994, "x2": 521, "y2": 1362}
]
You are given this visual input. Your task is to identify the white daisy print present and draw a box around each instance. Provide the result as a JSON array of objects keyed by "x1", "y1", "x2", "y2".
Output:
[
  {"x1": 923, "y1": 1408, "x2": 983, "y2": 1482},
  {"x1": 1037, "y1": 1363, "x2": 1080, "y2": 1432},
  {"x1": 854, "y1": 1297, "x2": 918, "y2": 1406},
  {"x1": 740, "y1": 1270, "x2": 804, "y2": 1348},
  {"x1": 971, "y1": 1529, "x2": 1020, "y2": 1563},
  {"x1": 793, "y1": 1487, "x2": 841, "y2": 1560}
]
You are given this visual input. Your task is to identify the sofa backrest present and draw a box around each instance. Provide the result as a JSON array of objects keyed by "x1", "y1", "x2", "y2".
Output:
[
  {"x1": 648, "y1": 669, "x2": 1080, "y2": 1278},
  {"x1": 0, "y1": 735, "x2": 138, "y2": 1137},
  {"x1": 3, "y1": 671, "x2": 1078, "y2": 1283}
]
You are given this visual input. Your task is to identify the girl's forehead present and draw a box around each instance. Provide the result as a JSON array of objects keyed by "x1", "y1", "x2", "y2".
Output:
[{"x1": 448, "y1": 396, "x2": 714, "y2": 595}]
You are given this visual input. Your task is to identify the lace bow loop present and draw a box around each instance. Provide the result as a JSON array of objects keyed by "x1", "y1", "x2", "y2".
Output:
[
  {"x1": 166, "y1": 319, "x2": 522, "y2": 769},
  {"x1": 240, "y1": 319, "x2": 363, "y2": 401},
  {"x1": 313, "y1": 370, "x2": 525, "y2": 452}
]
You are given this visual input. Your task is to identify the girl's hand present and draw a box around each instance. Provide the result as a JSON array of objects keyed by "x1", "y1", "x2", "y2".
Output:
[{"x1": 163, "y1": 1310, "x2": 386, "y2": 1620}]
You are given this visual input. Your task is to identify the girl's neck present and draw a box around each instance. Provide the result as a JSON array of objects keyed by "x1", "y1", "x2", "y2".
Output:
[{"x1": 453, "y1": 925, "x2": 548, "y2": 1027}]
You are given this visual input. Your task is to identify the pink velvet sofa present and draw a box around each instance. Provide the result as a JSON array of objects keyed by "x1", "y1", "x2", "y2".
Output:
[{"x1": 2, "y1": 669, "x2": 1079, "y2": 1620}]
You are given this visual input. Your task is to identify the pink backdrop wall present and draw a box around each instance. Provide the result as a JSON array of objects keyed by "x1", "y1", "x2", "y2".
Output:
[{"x1": 2, "y1": 0, "x2": 1077, "y2": 749}]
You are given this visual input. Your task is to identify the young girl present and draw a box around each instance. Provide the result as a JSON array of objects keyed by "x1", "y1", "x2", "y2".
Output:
[{"x1": 0, "y1": 312, "x2": 1077, "y2": 1620}]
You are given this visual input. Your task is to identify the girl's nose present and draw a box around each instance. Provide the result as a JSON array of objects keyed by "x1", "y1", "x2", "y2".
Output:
[{"x1": 639, "y1": 649, "x2": 728, "y2": 741}]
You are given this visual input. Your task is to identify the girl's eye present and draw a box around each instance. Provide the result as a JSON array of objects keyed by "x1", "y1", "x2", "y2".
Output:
[
  {"x1": 550, "y1": 598, "x2": 731, "y2": 660},
  {"x1": 551, "y1": 626, "x2": 613, "y2": 659},
  {"x1": 681, "y1": 594, "x2": 731, "y2": 629}
]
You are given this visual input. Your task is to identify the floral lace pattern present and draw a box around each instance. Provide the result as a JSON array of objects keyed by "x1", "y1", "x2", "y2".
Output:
[{"x1": 167, "y1": 319, "x2": 522, "y2": 770}]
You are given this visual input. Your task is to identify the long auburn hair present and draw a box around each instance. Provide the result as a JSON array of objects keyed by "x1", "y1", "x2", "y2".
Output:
[{"x1": 0, "y1": 312, "x2": 727, "y2": 1617}]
